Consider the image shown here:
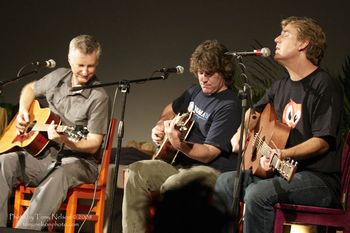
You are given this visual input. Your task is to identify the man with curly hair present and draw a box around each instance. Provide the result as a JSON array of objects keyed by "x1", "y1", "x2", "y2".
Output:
[{"x1": 122, "y1": 39, "x2": 242, "y2": 233}]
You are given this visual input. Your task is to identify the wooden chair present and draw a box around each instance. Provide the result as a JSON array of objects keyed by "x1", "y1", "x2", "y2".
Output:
[
  {"x1": 273, "y1": 129, "x2": 350, "y2": 233},
  {"x1": 13, "y1": 118, "x2": 117, "y2": 233}
]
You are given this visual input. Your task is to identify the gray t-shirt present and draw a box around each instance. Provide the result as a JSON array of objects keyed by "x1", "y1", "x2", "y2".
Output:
[{"x1": 34, "y1": 68, "x2": 109, "y2": 152}]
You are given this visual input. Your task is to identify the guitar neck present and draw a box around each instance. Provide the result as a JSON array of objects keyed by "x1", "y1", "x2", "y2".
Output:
[
  {"x1": 270, "y1": 155, "x2": 281, "y2": 169},
  {"x1": 32, "y1": 124, "x2": 67, "y2": 133},
  {"x1": 270, "y1": 154, "x2": 296, "y2": 182},
  {"x1": 254, "y1": 134, "x2": 296, "y2": 182}
]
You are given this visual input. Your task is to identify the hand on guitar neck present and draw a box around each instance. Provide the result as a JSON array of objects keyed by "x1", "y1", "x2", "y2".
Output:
[
  {"x1": 243, "y1": 104, "x2": 298, "y2": 182},
  {"x1": 260, "y1": 153, "x2": 273, "y2": 172},
  {"x1": 259, "y1": 148, "x2": 282, "y2": 171},
  {"x1": 46, "y1": 120, "x2": 65, "y2": 142}
]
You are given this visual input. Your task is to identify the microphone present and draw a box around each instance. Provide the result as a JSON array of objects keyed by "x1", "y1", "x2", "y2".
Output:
[
  {"x1": 157, "y1": 65, "x2": 184, "y2": 74},
  {"x1": 225, "y1": 48, "x2": 271, "y2": 58},
  {"x1": 32, "y1": 59, "x2": 56, "y2": 68}
]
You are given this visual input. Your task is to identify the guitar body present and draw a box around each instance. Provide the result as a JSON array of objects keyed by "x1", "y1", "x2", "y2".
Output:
[
  {"x1": 244, "y1": 103, "x2": 291, "y2": 179},
  {"x1": 153, "y1": 139, "x2": 181, "y2": 164},
  {"x1": 153, "y1": 112, "x2": 195, "y2": 164},
  {"x1": 0, "y1": 100, "x2": 60, "y2": 156}
]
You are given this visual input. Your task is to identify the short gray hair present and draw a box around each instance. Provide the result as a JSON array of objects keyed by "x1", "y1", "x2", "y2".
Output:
[{"x1": 69, "y1": 34, "x2": 102, "y2": 59}]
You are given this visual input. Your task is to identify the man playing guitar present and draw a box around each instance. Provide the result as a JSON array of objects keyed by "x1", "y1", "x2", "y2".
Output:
[
  {"x1": 122, "y1": 40, "x2": 242, "y2": 233},
  {"x1": 214, "y1": 16, "x2": 344, "y2": 233},
  {"x1": 0, "y1": 35, "x2": 109, "y2": 230}
]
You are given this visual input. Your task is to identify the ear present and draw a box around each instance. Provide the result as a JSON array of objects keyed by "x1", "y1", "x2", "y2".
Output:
[
  {"x1": 67, "y1": 55, "x2": 71, "y2": 65},
  {"x1": 298, "y1": 40, "x2": 309, "y2": 51}
]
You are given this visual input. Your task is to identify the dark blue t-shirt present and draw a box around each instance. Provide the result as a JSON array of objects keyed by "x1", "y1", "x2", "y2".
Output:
[{"x1": 172, "y1": 84, "x2": 242, "y2": 172}]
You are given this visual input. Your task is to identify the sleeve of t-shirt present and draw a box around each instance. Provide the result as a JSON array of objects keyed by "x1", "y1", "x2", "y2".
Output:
[
  {"x1": 311, "y1": 76, "x2": 343, "y2": 138},
  {"x1": 87, "y1": 93, "x2": 110, "y2": 135}
]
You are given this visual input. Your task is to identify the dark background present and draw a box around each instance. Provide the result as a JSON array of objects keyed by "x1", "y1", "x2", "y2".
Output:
[{"x1": 1, "y1": 0, "x2": 349, "y2": 145}]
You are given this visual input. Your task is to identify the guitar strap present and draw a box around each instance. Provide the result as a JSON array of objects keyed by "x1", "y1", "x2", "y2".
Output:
[
  {"x1": 17, "y1": 143, "x2": 65, "y2": 187},
  {"x1": 34, "y1": 143, "x2": 65, "y2": 187},
  {"x1": 17, "y1": 151, "x2": 30, "y2": 185}
]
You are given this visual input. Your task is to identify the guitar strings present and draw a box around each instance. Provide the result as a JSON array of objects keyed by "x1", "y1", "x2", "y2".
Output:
[
  {"x1": 253, "y1": 133, "x2": 296, "y2": 181},
  {"x1": 252, "y1": 133, "x2": 271, "y2": 158}
]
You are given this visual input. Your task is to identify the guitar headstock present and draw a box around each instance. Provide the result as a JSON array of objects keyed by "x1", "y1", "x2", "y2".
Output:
[
  {"x1": 270, "y1": 154, "x2": 298, "y2": 182},
  {"x1": 64, "y1": 126, "x2": 89, "y2": 142}
]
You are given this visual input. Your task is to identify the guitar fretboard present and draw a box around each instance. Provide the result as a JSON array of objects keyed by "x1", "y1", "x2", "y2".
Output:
[
  {"x1": 252, "y1": 132, "x2": 297, "y2": 182},
  {"x1": 252, "y1": 133, "x2": 271, "y2": 158},
  {"x1": 32, "y1": 124, "x2": 68, "y2": 133}
]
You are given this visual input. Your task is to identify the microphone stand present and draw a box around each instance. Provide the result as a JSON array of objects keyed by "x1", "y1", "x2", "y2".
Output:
[
  {"x1": 231, "y1": 55, "x2": 254, "y2": 233},
  {"x1": 0, "y1": 69, "x2": 39, "y2": 95},
  {"x1": 71, "y1": 73, "x2": 171, "y2": 233}
]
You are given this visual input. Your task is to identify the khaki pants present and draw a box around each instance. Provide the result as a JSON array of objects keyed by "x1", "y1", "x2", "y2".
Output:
[{"x1": 122, "y1": 159, "x2": 219, "y2": 233}]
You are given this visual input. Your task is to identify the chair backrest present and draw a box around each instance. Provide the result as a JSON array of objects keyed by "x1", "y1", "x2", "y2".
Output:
[
  {"x1": 97, "y1": 118, "x2": 117, "y2": 186},
  {"x1": 340, "y1": 129, "x2": 350, "y2": 209}
]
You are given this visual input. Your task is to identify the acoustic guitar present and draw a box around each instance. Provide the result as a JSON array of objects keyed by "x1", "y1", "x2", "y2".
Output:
[
  {"x1": 0, "y1": 100, "x2": 88, "y2": 156},
  {"x1": 153, "y1": 112, "x2": 195, "y2": 164},
  {"x1": 243, "y1": 103, "x2": 297, "y2": 182}
]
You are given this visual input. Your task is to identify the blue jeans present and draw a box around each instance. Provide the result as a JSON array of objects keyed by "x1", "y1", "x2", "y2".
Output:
[{"x1": 214, "y1": 170, "x2": 339, "y2": 233}]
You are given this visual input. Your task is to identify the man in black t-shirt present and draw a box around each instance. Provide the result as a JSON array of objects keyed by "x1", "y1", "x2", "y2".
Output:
[
  {"x1": 214, "y1": 16, "x2": 344, "y2": 233},
  {"x1": 122, "y1": 40, "x2": 242, "y2": 233}
]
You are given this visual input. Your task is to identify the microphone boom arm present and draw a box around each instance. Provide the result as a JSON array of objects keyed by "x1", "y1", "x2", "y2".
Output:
[
  {"x1": 0, "y1": 69, "x2": 39, "y2": 95},
  {"x1": 71, "y1": 74, "x2": 170, "y2": 91}
]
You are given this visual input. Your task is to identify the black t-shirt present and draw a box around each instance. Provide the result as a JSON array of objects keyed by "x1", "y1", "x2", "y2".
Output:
[
  {"x1": 172, "y1": 84, "x2": 242, "y2": 172},
  {"x1": 255, "y1": 68, "x2": 343, "y2": 174}
]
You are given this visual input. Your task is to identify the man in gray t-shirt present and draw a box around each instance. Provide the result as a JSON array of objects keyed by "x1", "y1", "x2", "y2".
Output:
[{"x1": 0, "y1": 34, "x2": 109, "y2": 230}]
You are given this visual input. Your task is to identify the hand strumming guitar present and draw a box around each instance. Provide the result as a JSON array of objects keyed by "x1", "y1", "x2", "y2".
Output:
[
  {"x1": 151, "y1": 103, "x2": 177, "y2": 146},
  {"x1": 15, "y1": 109, "x2": 30, "y2": 135},
  {"x1": 164, "y1": 117, "x2": 182, "y2": 150},
  {"x1": 231, "y1": 132, "x2": 240, "y2": 153},
  {"x1": 151, "y1": 123, "x2": 165, "y2": 146},
  {"x1": 230, "y1": 108, "x2": 261, "y2": 153}
]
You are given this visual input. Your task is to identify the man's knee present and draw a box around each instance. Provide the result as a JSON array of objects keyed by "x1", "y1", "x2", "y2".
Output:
[{"x1": 243, "y1": 184, "x2": 266, "y2": 207}]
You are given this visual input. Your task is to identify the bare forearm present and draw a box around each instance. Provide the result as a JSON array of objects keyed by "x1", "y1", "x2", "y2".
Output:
[
  {"x1": 281, "y1": 137, "x2": 329, "y2": 160},
  {"x1": 156, "y1": 103, "x2": 176, "y2": 125},
  {"x1": 19, "y1": 82, "x2": 36, "y2": 112},
  {"x1": 54, "y1": 133, "x2": 103, "y2": 154},
  {"x1": 176, "y1": 142, "x2": 221, "y2": 163}
]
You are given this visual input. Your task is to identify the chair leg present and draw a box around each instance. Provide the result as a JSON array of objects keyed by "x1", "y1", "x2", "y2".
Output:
[
  {"x1": 94, "y1": 191, "x2": 105, "y2": 233},
  {"x1": 273, "y1": 210, "x2": 285, "y2": 233},
  {"x1": 343, "y1": 227, "x2": 350, "y2": 233},
  {"x1": 12, "y1": 190, "x2": 24, "y2": 227},
  {"x1": 12, "y1": 185, "x2": 32, "y2": 227},
  {"x1": 64, "y1": 191, "x2": 78, "y2": 233}
]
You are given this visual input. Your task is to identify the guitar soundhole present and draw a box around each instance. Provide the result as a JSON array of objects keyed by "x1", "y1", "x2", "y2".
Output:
[
  {"x1": 252, "y1": 146, "x2": 257, "y2": 162},
  {"x1": 25, "y1": 120, "x2": 37, "y2": 134}
]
